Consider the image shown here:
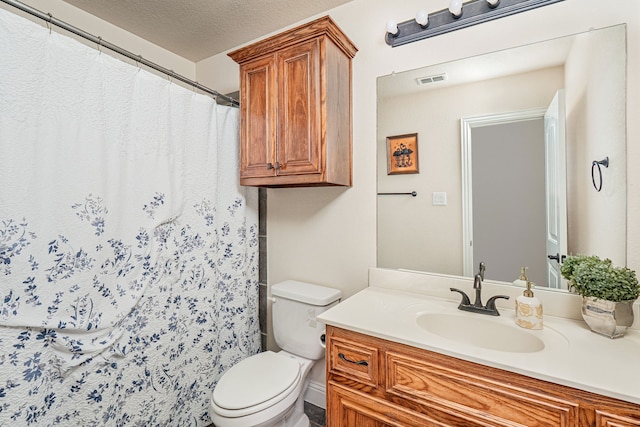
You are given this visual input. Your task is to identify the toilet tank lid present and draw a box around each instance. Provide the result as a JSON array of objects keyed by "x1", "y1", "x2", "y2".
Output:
[{"x1": 271, "y1": 280, "x2": 341, "y2": 306}]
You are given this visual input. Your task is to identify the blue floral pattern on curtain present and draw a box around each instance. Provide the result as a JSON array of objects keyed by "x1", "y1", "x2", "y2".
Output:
[{"x1": 0, "y1": 6, "x2": 259, "y2": 426}]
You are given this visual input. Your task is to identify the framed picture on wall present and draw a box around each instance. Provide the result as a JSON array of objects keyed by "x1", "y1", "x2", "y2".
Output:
[{"x1": 386, "y1": 133, "x2": 419, "y2": 175}]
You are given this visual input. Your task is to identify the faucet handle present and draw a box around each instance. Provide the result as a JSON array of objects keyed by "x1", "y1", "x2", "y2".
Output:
[
  {"x1": 485, "y1": 294, "x2": 510, "y2": 311},
  {"x1": 450, "y1": 287, "x2": 471, "y2": 306}
]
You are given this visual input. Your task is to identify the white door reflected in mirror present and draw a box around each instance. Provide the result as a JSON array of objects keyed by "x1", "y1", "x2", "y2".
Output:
[{"x1": 544, "y1": 90, "x2": 568, "y2": 289}]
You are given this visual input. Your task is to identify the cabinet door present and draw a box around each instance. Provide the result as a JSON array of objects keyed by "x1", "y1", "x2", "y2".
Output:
[
  {"x1": 386, "y1": 351, "x2": 579, "y2": 426},
  {"x1": 239, "y1": 55, "x2": 277, "y2": 180},
  {"x1": 595, "y1": 410, "x2": 640, "y2": 426},
  {"x1": 276, "y1": 39, "x2": 322, "y2": 176},
  {"x1": 328, "y1": 383, "x2": 446, "y2": 427}
]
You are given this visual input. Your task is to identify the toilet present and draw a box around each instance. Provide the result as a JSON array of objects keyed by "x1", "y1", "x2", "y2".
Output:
[{"x1": 209, "y1": 280, "x2": 341, "y2": 427}]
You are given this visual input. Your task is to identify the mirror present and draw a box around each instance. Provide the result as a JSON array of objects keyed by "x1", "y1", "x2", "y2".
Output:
[{"x1": 377, "y1": 25, "x2": 627, "y2": 289}]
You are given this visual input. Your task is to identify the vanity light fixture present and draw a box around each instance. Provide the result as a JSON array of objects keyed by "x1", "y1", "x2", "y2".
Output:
[
  {"x1": 449, "y1": 0, "x2": 464, "y2": 18},
  {"x1": 386, "y1": 19, "x2": 399, "y2": 37},
  {"x1": 385, "y1": 0, "x2": 564, "y2": 47},
  {"x1": 415, "y1": 9, "x2": 429, "y2": 28}
]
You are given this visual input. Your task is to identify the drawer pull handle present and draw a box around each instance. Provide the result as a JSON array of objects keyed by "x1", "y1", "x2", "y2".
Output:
[{"x1": 338, "y1": 353, "x2": 368, "y2": 366}]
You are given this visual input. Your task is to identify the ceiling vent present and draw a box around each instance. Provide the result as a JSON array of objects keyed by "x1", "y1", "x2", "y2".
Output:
[{"x1": 416, "y1": 73, "x2": 447, "y2": 85}]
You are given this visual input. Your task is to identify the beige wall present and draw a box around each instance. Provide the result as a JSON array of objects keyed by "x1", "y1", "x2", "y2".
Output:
[
  {"x1": 565, "y1": 25, "x2": 627, "y2": 264},
  {"x1": 377, "y1": 67, "x2": 563, "y2": 276},
  {"x1": 197, "y1": 0, "x2": 640, "y2": 301},
  {"x1": 23, "y1": 0, "x2": 636, "y2": 301},
  {"x1": 198, "y1": 0, "x2": 640, "y2": 388},
  {"x1": 10, "y1": 0, "x2": 638, "y2": 316}
]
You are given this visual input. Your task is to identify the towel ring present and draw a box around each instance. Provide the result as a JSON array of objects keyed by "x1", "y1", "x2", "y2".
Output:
[{"x1": 591, "y1": 157, "x2": 609, "y2": 192}]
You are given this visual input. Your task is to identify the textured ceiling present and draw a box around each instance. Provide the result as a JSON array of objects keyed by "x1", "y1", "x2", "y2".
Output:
[{"x1": 61, "y1": 0, "x2": 352, "y2": 62}]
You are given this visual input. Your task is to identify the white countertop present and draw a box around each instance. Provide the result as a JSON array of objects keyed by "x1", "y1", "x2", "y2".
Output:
[{"x1": 318, "y1": 285, "x2": 640, "y2": 404}]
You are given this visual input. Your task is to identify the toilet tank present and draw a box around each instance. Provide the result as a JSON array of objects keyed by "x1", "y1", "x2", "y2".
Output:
[{"x1": 271, "y1": 280, "x2": 341, "y2": 360}]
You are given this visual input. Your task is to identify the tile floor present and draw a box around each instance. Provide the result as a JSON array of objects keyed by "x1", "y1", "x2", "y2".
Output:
[{"x1": 305, "y1": 402, "x2": 326, "y2": 427}]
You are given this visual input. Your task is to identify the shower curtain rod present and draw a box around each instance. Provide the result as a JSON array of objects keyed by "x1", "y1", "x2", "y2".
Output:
[{"x1": 1, "y1": 0, "x2": 239, "y2": 107}]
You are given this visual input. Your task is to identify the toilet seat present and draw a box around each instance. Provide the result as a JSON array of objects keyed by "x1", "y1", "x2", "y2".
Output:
[{"x1": 212, "y1": 351, "x2": 301, "y2": 418}]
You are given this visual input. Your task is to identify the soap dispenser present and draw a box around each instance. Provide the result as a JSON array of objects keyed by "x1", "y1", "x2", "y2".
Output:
[
  {"x1": 515, "y1": 279, "x2": 543, "y2": 330},
  {"x1": 513, "y1": 267, "x2": 529, "y2": 288}
]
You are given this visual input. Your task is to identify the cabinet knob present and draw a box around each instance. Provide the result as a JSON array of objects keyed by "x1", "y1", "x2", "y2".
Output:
[{"x1": 266, "y1": 162, "x2": 282, "y2": 170}]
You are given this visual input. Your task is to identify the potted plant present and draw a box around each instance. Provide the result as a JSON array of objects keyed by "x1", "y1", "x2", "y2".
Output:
[{"x1": 561, "y1": 255, "x2": 639, "y2": 338}]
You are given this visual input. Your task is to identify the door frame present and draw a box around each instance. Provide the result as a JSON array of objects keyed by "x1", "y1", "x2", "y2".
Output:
[{"x1": 460, "y1": 108, "x2": 547, "y2": 278}]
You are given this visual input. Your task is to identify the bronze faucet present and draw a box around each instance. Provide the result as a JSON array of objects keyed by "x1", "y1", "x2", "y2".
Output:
[{"x1": 450, "y1": 262, "x2": 510, "y2": 316}]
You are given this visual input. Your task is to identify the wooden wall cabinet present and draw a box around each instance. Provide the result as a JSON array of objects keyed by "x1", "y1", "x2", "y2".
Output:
[
  {"x1": 326, "y1": 326, "x2": 640, "y2": 426},
  {"x1": 228, "y1": 16, "x2": 357, "y2": 187}
]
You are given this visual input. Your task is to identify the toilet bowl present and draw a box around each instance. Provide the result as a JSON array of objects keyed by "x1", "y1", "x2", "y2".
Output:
[
  {"x1": 209, "y1": 280, "x2": 341, "y2": 427},
  {"x1": 209, "y1": 351, "x2": 313, "y2": 427}
]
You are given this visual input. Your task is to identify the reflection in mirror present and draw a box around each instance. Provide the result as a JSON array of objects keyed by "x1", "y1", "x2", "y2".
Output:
[{"x1": 377, "y1": 25, "x2": 626, "y2": 290}]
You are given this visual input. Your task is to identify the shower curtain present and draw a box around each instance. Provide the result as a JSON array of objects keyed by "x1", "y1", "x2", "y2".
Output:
[{"x1": 0, "y1": 7, "x2": 259, "y2": 426}]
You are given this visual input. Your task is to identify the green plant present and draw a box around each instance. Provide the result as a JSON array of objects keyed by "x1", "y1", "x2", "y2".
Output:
[{"x1": 560, "y1": 255, "x2": 640, "y2": 302}]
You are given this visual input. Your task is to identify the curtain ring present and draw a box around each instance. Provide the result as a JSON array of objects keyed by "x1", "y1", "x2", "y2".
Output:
[
  {"x1": 591, "y1": 157, "x2": 609, "y2": 192},
  {"x1": 46, "y1": 13, "x2": 52, "y2": 34},
  {"x1": 97, "y1": 36, "x2": 103, "y2": 54}
]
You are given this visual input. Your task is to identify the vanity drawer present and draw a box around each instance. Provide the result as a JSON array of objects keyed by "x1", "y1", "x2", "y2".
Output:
[
  {"x1": 386, "y1": 350, "x2": 579, "y2": 427},
  {"x1": 327, "y1": 331, "x2": 379, "y2": 388}
]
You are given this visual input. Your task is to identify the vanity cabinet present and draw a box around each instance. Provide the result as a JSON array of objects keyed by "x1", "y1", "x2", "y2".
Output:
[
  {"x1": 326, "y1": 326, "x2": 640, "y2": 426},
  {"x1": 228, "y1": 16, "x2": 357, "y2": 187}
]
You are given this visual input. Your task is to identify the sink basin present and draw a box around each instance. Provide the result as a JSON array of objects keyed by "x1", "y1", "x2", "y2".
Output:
[{"x1": 416, "y1": 313, "x2": 545, "y2": 353}]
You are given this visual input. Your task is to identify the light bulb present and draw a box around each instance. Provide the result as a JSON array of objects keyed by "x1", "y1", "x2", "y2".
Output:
[
  {"x1": 386, "y1": 19, "x2": 398, "y2": 35},
  {"x1": 449, "y1": 0, "x2": 463, "y2": 18},
  {"x1": 415, "y1": 9, "x2": 429, "y2": 27},
  {"x1": 487, "y1": 0, "x2": 500, "y2": 7}
]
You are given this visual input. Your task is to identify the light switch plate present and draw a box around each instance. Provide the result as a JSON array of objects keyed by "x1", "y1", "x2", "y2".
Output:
[{"x1": 432, "y1": 192, "x2": 447, "y2": 206}]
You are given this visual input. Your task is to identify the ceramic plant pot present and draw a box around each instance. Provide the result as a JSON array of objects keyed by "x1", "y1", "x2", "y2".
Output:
[{"x1": 581, "y1": 296, "x2": 635, "y2": 338}]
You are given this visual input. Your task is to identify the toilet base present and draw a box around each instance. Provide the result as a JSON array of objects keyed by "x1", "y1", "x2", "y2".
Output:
[
  {"x1": 237, "y1": 383, "x2": 310, "y2": 427},
  {"x1": 279, "y1": 391, "x2": 309, "y2": 427},
  {"x1": 283, "y1": 413, "x2": 309, "y2": 427},
  {"x1": 293, "y1": 414, "x2": 310, "y2": 427},
  {"x1": 264, "y1": 410, "x2": 309, "y2": 427}
]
